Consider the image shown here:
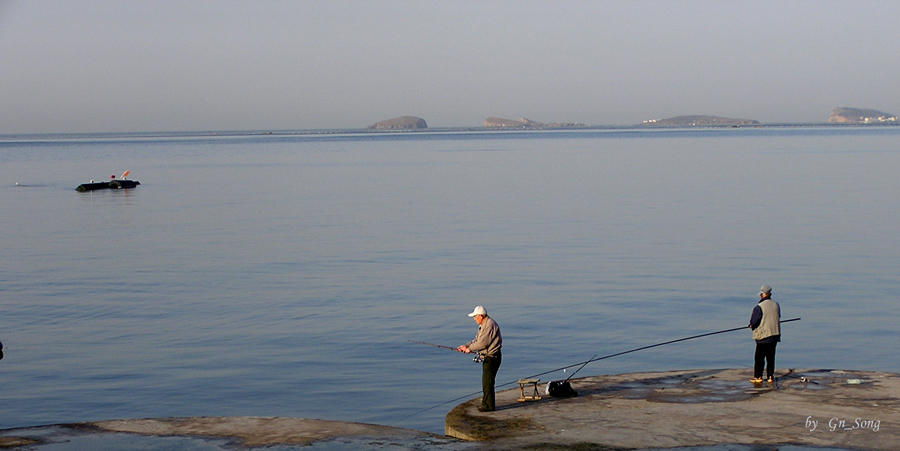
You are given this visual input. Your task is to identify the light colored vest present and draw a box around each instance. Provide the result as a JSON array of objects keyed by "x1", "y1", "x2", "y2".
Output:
[{"x1": 753, "y1": 299, "x2": 781, "y2": 341}]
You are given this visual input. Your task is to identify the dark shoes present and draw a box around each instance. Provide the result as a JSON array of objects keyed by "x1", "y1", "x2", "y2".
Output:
[{"x1": 477, "y1": 406, "x2": 495, "y2": 412}]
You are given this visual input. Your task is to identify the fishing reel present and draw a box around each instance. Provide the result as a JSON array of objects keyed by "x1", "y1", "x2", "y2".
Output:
[{"x1": 472, "y1": 354, "x2": 483, "y2": 363}]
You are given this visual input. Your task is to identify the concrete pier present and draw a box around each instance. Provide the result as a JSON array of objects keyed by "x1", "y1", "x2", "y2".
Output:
[{"x1": 445, "y1": 368, "x2": 899, "y2": 450}]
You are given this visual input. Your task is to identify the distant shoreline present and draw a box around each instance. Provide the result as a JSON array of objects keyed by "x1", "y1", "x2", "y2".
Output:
[{"x1": 2, "y1": 122, "x2": 898, "y2": 142}]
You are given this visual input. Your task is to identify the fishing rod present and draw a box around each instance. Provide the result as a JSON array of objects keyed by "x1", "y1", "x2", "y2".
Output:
[
  {"x1": 564, "y1": 354, "x2": 597, "y2": 383},
  {"x1": 401, "y1": 317, "x2": 800, "y2": 420},
  {"x1": 408, "y1": 340, "x2": 483, "y2": 363},
  {"x1": 523, "y1": 317, "x2": 802, "y2": 381},
  {"x1": 408, "y1": 340, "x2": 456, "y2": 351}
]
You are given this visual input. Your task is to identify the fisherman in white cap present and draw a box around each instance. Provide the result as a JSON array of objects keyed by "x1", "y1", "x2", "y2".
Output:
[
  {"x1": 749, "y1": 285, "x2": 781, "y2": 383},
  {"x1": 457, "y1": 305, "x2": 502, "y2": 411}
]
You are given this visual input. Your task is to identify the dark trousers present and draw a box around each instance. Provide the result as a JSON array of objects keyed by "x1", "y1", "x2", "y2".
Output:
[
  {"x1": 481, "y1": 351, "x2": 502, "y2": 411},
  {"x1": 754, "y1": 342, "x2": 777, "y2": 379}
]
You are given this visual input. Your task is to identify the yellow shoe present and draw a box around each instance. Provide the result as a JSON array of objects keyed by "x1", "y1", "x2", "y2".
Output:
[
  {"x1": 749, "y1": 378, "x2": 763, "y2": 383},
  {"x1": 767, "y1": 377, "x2": 774, "y2": 383}
]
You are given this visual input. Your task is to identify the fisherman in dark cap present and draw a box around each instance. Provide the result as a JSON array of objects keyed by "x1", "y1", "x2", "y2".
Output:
[
  {"x1": 457, "y1": 306, "x2": 502, "y2": 412},
  {"x1": 749, "y1": 285, "x2": 781, "y2": 383}
]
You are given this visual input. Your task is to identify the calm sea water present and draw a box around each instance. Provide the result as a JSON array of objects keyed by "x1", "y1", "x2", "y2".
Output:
[{"x1": 1, "y1": 127, "x2": 898, "y2": 436}]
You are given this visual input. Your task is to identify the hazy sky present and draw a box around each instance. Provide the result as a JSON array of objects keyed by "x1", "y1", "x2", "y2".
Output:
[{"x1": 2, "y1": 0, "x2": 898, "y2": 133}]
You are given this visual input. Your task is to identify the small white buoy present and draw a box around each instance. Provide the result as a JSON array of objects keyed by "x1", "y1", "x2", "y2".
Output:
[{"x1": 847, "y1": 379, "x2": 862, "y2": 385}]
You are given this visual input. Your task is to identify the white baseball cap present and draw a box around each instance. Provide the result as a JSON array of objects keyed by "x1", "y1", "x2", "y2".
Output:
[{"x1": 467, "y1": 306, "x2": 487, "y2": 317}]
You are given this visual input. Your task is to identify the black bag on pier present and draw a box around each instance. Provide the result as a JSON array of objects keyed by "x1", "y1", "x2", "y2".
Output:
[{"x1": 546, "y1": 380, "x2": 578, "y2": 398}]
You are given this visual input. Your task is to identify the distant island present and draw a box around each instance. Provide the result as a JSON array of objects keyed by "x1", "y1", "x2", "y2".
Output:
[
  {"x1": 641, "y1": 115, "x2": 760, "y2": 127},
  {"x1": 828, "y1": 107, "x2": 897, "y2": 124},
  {"x1": 483, "y1": 117, "x2": 585, "y2": 128},
  {"x1": 362, "y1": 108, "x2": 898, "y2": 131},
  {"x1": 367, "y1": 116, "x2": 428, "y2": 130}
]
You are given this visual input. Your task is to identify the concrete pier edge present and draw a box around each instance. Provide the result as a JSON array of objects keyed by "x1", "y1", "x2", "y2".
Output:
[{"x1": 445, "y1": 368, "x2": 899, "y2": 450}]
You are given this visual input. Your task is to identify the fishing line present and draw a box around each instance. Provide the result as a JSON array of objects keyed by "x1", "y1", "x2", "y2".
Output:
[{"x1": 402, "y1": 318, "x2": 800, "y2": 420}]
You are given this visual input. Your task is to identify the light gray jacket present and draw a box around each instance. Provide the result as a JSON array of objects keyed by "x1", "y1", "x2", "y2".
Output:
[{"x1": 466, "y1": 317, "x2": 502, "y2": 357}]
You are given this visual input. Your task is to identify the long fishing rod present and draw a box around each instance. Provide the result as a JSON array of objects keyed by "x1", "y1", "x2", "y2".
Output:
[
  {"x1": 408, "y1": 340, "x2": 483, "y2": 363},
  {"x1": 564, "y1": 354, "x2": 597, "y2": 382},
  {"x1": 522, "y1": 317, "x2": 801, "y2": 381},
  {"x1": 400, "y1": 317, "x2": 800, "y2": 420},
  {"x1": 408, "y1": 340, "x2": 457, "y2": 351}
]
